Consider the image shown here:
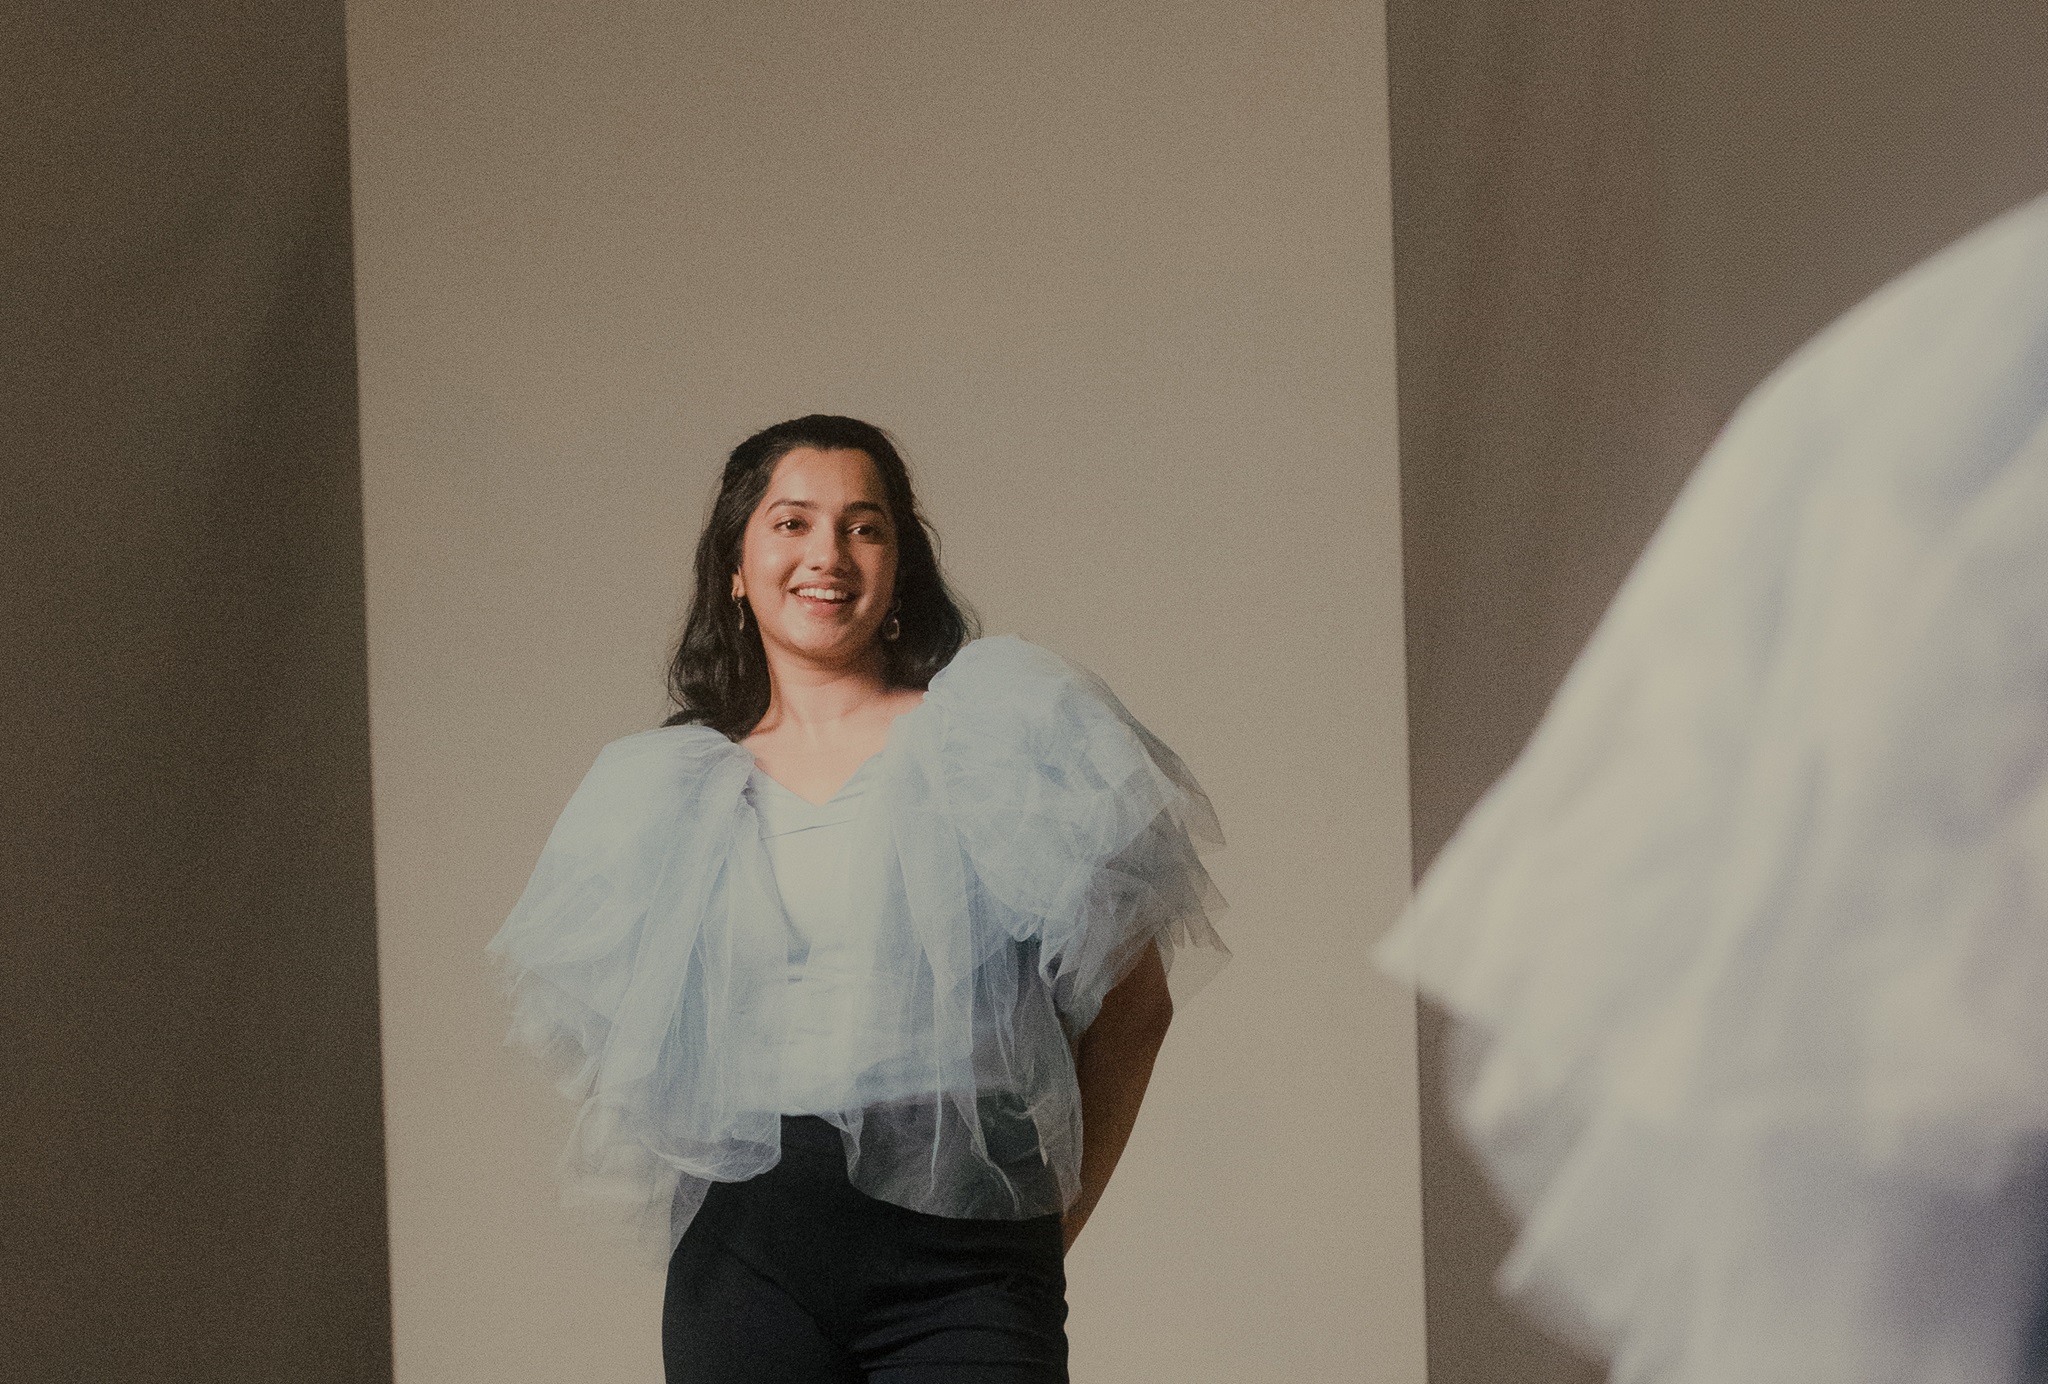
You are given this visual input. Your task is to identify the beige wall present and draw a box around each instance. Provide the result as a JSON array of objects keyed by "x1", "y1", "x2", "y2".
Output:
[{"x1": 347, "y1": 3, "x2": 1420, "y2": 1381}]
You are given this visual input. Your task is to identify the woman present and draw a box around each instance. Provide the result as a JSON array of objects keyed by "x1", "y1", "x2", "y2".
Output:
[{"x1": 490, "y1": 415, "x2": 1227, "y2": 1382}]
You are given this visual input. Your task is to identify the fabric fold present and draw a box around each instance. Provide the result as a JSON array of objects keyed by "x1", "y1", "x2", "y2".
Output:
[{"x1": 1377, "y1": 192, "x2": 2048, "y2": 1384}]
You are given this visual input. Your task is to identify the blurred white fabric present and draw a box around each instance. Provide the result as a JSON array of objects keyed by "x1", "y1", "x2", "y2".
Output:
[
  {"x1": 1377, "y1": 193, "x2": 2048, "y2": 1384},
  {"x1": 489, "y1": 636, "x2": 1227, "y2": 1257}
]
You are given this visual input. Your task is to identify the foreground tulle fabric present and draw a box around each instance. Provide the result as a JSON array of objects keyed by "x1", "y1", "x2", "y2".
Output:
[
  {"x1": 490, "y1": 636, "x2": 1227, "y2": 1256},
  {"x1": 1377, "y1": 192, "x2": 2048, "y2": 1384}
]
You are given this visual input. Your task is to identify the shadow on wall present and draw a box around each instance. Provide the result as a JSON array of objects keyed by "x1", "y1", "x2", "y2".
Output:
[{"x1": 6, "y1": 5, "x2": 393, "y2": 1382}]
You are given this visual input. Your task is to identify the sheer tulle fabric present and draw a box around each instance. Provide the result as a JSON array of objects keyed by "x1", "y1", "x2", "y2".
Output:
[
  {"x1": 489, "y1": 636, "x2": 1227, "y2": 1256},
  {"x1": 1376, "y1": 193, "x2": 2048, "y2": 1384}
]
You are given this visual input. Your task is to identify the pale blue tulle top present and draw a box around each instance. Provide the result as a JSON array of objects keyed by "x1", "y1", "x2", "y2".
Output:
[{"x1": 489, "y1": 636, "x2": 1228, "y2": 1254}]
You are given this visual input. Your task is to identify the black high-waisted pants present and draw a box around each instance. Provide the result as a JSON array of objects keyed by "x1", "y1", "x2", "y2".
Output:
[{"x1": 662, "y1": 1116, "x2": 1069, "y2": 1383}]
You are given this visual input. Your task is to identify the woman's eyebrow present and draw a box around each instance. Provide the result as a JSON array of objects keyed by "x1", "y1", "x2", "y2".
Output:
[{"x1": 764, "y1": 498, "x2": 886, "y2": 516}]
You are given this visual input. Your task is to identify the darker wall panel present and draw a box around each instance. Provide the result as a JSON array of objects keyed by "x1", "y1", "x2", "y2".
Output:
[
  {"x1": 1388, "y1": 9, "x2": 1649, "y2": 1378},
  {"x1": 1389, "y1": 2, "x2": 2048, "y2": 1381},
  {"x1": 1, "y1": 5, "x2": 392, "y2": 1380}
]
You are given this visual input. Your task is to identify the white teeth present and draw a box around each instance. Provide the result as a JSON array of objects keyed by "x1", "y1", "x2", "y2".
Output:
[{"x1": 794, "y1": 587, "x2": 851, "y2": 602}]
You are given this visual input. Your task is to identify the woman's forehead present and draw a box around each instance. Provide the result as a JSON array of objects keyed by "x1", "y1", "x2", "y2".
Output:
[{"x1": 760, "y1": 447, "x2": 884, "y2": 505}]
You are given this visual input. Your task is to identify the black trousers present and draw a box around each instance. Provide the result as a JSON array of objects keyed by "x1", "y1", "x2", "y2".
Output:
[{"x1": 663, "y1": 1116, "x2": 1069, "y2": 1383}]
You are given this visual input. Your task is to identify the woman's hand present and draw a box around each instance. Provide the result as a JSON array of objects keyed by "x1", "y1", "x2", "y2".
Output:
[{"x1": 1062, "y1": 942, "x2": 1174, "y2": 1253}]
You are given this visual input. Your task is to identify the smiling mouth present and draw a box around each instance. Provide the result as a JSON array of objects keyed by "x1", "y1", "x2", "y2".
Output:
[{"x1": 792, "y1": 586, "x2": 854, "y2": 604}]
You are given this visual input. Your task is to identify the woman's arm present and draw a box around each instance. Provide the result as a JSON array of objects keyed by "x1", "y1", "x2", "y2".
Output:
[{"x1": 1062, "y1": 942, "x2": 1174, "y2": 1252}]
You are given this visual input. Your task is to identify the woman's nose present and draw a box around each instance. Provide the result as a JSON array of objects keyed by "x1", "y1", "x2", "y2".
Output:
[{"x1": 802, "y1": 527, "x2": 845, "y2": 569}]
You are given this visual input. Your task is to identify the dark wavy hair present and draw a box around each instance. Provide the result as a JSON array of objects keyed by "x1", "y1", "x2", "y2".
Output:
[{"x1": 663, "y1": 415, "x2": 977, "y2": 738}]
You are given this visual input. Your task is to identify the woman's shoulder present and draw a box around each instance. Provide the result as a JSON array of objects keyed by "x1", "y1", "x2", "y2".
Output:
[
  {"x1": 924, "y1": 635, "x2": 1126, "y2": 724},
  {"x1": 933, "y1": 634, "x2": 1070, "y2": 676},
  {"x1": 590, "y1": 720, "x2": 749, "y2": 769},
  {"x1": 546, "y1": 723, "x2": 754, "y2": 844},
  {"x1": 914, "y1": 637, "x2": 1214, "y2": 832},
  {"x1": 565, "y1": 722, "x2": 750, "y2": 795}
]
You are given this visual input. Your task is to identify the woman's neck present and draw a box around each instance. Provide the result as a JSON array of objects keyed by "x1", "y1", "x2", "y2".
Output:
[{"x1": 753, "y1": 649, "x2": 892, "y2": 742}]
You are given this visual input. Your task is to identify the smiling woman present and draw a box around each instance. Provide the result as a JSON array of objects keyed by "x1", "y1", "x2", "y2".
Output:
[
  {"x1": 663, "y1": 418, "x2": 971, "y2": 747},
  {"x1": 487, "y1": 415, "x2": 1230, "y2": 1382},
  {"x1": 731, "y1": 444, "x2": 929, "y2": 802}
]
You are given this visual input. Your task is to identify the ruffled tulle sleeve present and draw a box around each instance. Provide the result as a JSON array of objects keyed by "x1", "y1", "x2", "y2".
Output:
[
  {"x1": 487, "y1": 726, "x2": 788, "y2": 1246},
  {"x1": 905, "y1": 636, "x2": 1230, "y2": 1036},
  {"x1": 1375, "y1": 193, "x2": 2048, "y2": 1384}
]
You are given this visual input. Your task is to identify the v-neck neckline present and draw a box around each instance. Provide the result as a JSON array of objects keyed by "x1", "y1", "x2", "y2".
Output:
[
  {"x1": 743, "y1": 689, "x2": 932, "y2": 807},
  {"x1": 750, "y1": 753, "x2": 878, "y2": 809}
]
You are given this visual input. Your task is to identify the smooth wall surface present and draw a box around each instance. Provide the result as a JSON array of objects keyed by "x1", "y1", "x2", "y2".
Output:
[
  {"x1": 347, "y1": 4, "x2": 1420, "y2": 1381},
  {"x1": 1388, "y1": 2, "x2": 2048, "y2": 1380},
  {"x1": 5, "y1": 4, "x2": 392, "y2": 1380}
]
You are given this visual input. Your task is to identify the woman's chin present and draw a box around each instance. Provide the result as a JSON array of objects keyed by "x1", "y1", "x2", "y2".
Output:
[{"x1": 766, "y1": 626, "x2": 884, "y2": 669}]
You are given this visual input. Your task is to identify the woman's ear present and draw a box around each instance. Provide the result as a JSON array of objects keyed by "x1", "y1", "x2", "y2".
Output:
[{"x1": 730, "y1": 572, "x2": 745, "y2": 600}]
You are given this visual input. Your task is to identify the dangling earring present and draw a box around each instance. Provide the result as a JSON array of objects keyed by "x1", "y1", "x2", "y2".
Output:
[
  {"x1": 733, "y1": 593, "x2": 748, "y2": 632},
  {"x1": 882, "y1": 600, "x2": 901, "y2": 642}
]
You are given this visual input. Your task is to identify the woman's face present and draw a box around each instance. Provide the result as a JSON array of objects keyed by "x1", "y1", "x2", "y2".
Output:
[{"x1": 733, "y1": 446, "x2": 899, "y2": 672}]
